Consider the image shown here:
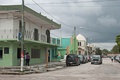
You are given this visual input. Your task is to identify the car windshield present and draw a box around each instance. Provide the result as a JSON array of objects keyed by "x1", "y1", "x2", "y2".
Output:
[
  {"x1": 92, "y1": 55, "x2": 100, "y2": 58},
  {"x1": 78, "y1": 55, "x2": 82, "y2": 57},
  {"x1": 67, "y1": 54, "x2": 76, "y2": 58}
]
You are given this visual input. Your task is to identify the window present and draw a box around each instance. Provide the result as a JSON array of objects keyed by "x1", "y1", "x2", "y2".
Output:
[
  {"x1": 4, "y1": 47, "x2": 9, "y2": 54},
  {"x1": 79, "y1": 51, "x2": 81, "y2": 55},
  {"x1": 52, "y1": 38, "x2": 56, "y2": 44},
  {"x1": 34, "y1": 28, "x2": 39, "y2": 41},
  {"x1": 57, "y1": 39, "x2": 60, "y2": 45},
  {"x1": 0, "y1": 47, "x2": 3, "y2": 58},
  {"x1": 79, "y1": 42, "x2": 81, "y2": 46},
  {"x1": 19, "y1": 20, "x2": 22, "y2": 32},
  {"x1": 31, "y1": 49, "x2": 40, "y2": 58},
  {"x1": 17, "y1": 48, "x2": 21, "y2": 58},
  {"x1": 46, "y1": 30, "x2": 50, "y2": 43},
  {"x1": 19, "y1": 20, "x2": 26, "y2": 33}
]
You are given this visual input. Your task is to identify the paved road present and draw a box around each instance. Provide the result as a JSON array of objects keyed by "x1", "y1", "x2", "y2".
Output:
[{"x1": 0, "y1": 58, "x2": 120, "y2": 80}]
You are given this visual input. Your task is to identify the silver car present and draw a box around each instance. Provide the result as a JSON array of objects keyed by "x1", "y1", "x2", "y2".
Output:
[{"x1": 91, "y1": 55, "x2": 102, "y2": 64}]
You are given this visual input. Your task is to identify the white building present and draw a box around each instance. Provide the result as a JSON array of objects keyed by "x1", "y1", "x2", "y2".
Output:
[{"x1": 76, "y1": 34, "x2": 87, "y2": 55}]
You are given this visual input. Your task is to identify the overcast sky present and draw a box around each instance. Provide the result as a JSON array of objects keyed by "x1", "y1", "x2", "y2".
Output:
[{"x1": 1, "y1": 0, "x2": 120, "y2": 50}]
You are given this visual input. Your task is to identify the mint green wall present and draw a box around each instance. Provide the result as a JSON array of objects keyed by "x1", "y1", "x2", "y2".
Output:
[
  {"x1": 58, "y1": 49, "x2": 66, "y2": 59},
  {"x1": 69, "y1": 36, "x2": 78, "y2": 54},
  {"x1": 0, "y1": 42, "x2": 13, "y2": 67},
  {"x1": 0, "y1": 41, "x2": 59, "y2": 66}
]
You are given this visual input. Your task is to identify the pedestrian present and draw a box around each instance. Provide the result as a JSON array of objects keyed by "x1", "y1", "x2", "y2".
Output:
[
  {"x1": 26, "y1": 52, "x2": 30, "y2": 66},
  {"x1": 111, "y1": 56, "x2": 113, "y2": 62},
  {"x1": 57, "y1": 52, "x2": 61, "y2": 61}
]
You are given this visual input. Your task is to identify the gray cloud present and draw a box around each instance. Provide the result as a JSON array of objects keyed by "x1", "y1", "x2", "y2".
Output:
[{"x1": 1, "y1": 0, "x2": 120, "y2": 50}]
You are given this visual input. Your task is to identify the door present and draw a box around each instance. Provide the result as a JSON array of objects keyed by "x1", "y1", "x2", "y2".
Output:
[{"x1": 0, "y1": 47, "x2": 3, "y2": 58}]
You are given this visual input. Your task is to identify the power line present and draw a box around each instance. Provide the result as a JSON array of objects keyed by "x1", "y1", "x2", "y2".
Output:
[
  {"x1": 26, "y1": 3, "x2": 120, "y2": 7},
  {"x1": 29, "y1": 0, "x2": 120, "y2": 5},
  {"x1": 32, "y1": 0, "x2": 73, "y2": 29}
]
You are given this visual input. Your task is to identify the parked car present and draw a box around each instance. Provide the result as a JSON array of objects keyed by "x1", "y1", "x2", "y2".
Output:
[
  {"x1": 78, "y1": 55, "x2": 85, "y2": 64},
  {"x1": 91, "y1": 55, "x2": 102, "y2": 64},
  {"x1": 84, "y1": 55, "x2": 89, "y2": 63},
  {"x1": 66, "y1": 54, "x2": 80, "y2": 66},
  {"x1": 115, "y1": 55, "x2": 120, "y2": 63}
]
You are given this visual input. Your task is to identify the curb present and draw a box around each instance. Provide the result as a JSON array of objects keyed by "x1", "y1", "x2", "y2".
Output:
[{"x1": 0, "y1": 63, "x2": 66, "y2": 75}]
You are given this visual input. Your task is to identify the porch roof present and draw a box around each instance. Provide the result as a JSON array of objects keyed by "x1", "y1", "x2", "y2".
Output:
[
  {"x1": 0, "y1": 39, "x2": 60, "y2": 47},
  {"x1": 0, "y1": 5, "x2": 61, "y2": 30}
]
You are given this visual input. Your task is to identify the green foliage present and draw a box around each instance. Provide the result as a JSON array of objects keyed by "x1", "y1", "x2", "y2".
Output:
[
  {"x1": 116, "y1": 35, "x2": 120, "y2": 45},
  {"x1": 102, "y1": 49, "x2": 110, "y2": 55},
  {"x1": 95, "y1": 47, "x2": 102, "y2": 55},
  {"x1": 111, "y1": 45, "x2": 119, "y2": 53},
  {"x1": 115, "y1": 35, "x2": 120, "y2": 52}
]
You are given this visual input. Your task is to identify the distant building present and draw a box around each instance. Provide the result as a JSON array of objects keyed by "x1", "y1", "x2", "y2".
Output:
[
  {"x1": 76, "y1": 34, "x2": 87, "y2": 55},
  {"x1": 57, "y1": 36, "x2": 78, "y2": 59},
  {"x1": 87, "y1": 44, "x2": 96, "y2": 55}
]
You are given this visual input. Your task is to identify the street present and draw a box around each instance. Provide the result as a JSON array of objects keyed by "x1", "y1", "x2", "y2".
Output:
[{"x1": 0, "y1": 58, "x2": 120, "y2": 80}]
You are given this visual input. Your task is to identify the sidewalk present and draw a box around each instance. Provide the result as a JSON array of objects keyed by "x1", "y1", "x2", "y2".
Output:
[{"x1": 0, "y1": 61, "x2": 66, "y2": 75}]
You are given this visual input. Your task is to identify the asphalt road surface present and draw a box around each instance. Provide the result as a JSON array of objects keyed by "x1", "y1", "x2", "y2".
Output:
[{"x1": 0, "y1": 58, "x2": 120, "y2": 80}]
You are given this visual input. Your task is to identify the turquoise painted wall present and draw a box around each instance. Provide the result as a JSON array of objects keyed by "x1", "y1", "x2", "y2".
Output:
[
  {"x1": 57, "y1": 38, "x2": 70, "y2": 59},
  {"x1": 57, "y1": 36, "x2": 78, "y2": 57},
  {"x1": 60, "y1": 38, "x2": 70, "y2": 48}
]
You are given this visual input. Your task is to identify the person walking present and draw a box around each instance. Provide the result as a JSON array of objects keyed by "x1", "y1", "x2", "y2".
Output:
[
  {"x1": 111, "y1": 56, "x2": 113, "y2": 62},
  {"x1": 26, "y1": 52, "x2": 30, "y2": 66}
]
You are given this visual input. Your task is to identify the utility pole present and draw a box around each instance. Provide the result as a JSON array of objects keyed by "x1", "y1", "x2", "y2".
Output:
[
  {"x1": 20, "y1": 0, "x2": 24, "y2": 71},
  {"x1": 74, "y1": 27, "x2": 76, "y2": 54}
]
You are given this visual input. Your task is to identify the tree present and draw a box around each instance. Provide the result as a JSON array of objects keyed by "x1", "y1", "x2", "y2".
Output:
[
  {"x1": 111, "y1": 45, "x2": 119, "y2": 53},
  {"x1": 115, "y1": 35, "x2": 120, "y2": 52},
  {"x1": 102, "y1": 49, "x2": 110, "y2": 55},
  {"x1": 95, "y1": 47, "x2": 102, "y2": 55}
]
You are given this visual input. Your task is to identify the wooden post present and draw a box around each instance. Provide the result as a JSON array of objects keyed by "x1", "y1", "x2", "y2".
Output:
[{"x1": 46, "y1": 49, "x2": 48, "y2": 68}]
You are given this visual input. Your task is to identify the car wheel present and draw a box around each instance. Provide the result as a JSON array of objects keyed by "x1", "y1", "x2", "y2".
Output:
[
  {"x1": 66, "y1": 63, "x2": 69, "y2": 66},
  {"x1": 76, "y1": 62, "x2": 79, "y2": 66}
]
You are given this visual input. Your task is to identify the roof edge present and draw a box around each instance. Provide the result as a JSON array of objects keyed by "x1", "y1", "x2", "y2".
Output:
[{"x1": 0, "y1": 5, "x2": 61, "y2": 29}]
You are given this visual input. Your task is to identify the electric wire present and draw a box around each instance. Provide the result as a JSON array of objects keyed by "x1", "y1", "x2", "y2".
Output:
[
  {"x1": 29, "y1": 0, "x2": 120, "y2": 4},
  {"x1": 32, "y1": 0, "x2": 73, "y2": 29}
]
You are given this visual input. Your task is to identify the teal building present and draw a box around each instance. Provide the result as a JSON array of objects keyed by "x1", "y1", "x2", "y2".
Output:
[{"x1": 57, "y1": 36, "x2": 78, "y2": 59}]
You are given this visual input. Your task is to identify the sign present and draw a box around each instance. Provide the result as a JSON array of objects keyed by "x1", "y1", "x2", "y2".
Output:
[{"x1": 17, "y1": 32, "x2": 22, "y2": 41}]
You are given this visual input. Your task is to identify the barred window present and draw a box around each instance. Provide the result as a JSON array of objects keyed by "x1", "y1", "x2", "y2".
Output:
[
  {"x1": 4, "y1": 47, "x2": 9, "y2": 54},
  {"x1": 57, "y1": 39, "x2": 60, "y2": 45},
  {"x1": 31, "y1": 49, "x2": 40, "y2": 58}
]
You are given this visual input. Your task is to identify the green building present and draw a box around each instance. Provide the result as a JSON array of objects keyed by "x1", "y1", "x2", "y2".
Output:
[
  {"x1": 0, "y1": 5, "x2": 61, "y2": 67},
  {"x1": 57, "y1": 36, "x2": 78, "y2": 59}
]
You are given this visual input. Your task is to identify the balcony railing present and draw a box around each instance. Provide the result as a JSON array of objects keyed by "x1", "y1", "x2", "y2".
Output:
[
  {"x1": 0, "y1": 29, "x2": 60, "y2": 46},
  {"x1": 0, "y1": 29, "x2": 47, "y2": 42}
]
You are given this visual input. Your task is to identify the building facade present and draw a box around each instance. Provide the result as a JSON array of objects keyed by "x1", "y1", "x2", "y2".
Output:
[
  {"x1": 57, "y1": 36, "x2": 78, "y2": 59},
  {"x1": 76, "y1": 34, "x2": 87, "y2": 55},
  {"x1": 0, "y1": 5, "x2": 61, "y2": 66}
]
